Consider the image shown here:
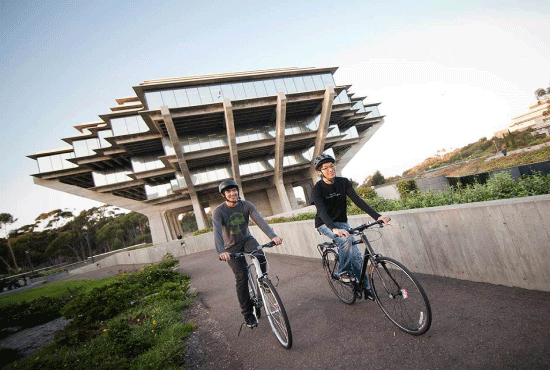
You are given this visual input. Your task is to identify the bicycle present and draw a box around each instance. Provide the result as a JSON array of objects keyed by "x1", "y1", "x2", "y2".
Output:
[
  {"x1": 229, "y1": 241, "x2": 293, "y2": 349},
  {"x1": 318, "y1": 220, "x2": 432, "y2": 335}
]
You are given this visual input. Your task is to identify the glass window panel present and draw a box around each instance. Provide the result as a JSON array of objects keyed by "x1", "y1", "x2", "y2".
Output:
[
  {"x1": 145, "y1": 92, "x2": 163, "y2": 110},
  {"x1": 283, "y1": 77, "x2": 297, "y2": 93},
  {"x1": 338, "y1": 89, "x2": 350, "y2": 103},
  {"x1": 186, "y1": 88, "x2": 201, "y2": 106},
  {"x1": 98, "y1": 129, "x2": 113, "y2": 147},
  {"x1": 321, "y1": 73, "x2": 335, "y2": 86},
  {"x1": 312, "y1": 75, "x2": 324, "y2": 90},
  {"x1": 264, "y1": 79, "x2": 277, "y2": 95},
  {"x1": 274, "y1": 78, "x2": 287, "y2": 93},
  {"x1": 199, "y1": 136, "x2": 211, "y2": 150},
  {"x1": 92, "y1": 172, "x2": 106, "y2": 187},
  {"x1": 253, "y1": 81, "x2": 267, "y2": 97},
  {"x1": 125, "y1": 116, "x2": 140, "y2": 134},
  {"x1": 60, "y1": 153, "x2": 77, "y2": 169},
  {"x1": 160, "y1": 90, "x2": 177, "y2": 108},
  {"x1": 232, "y1": 83, "x2": 246, "y2": 100},
  {"x1": 333, "y1": 92, "x2": 341, "y2": 104},
  {"x1": 303, "y1": 75, "x2": 316, "y2": 91},
  {"x1": 137, "y1": 116, "x2": 148, "y2": 132},
  {"x1": 111, "y1": 118, "x2": 128, "y2": 136},
  {"x1": 293, "y1": 77, "x2": 306, "y2": 92},
  {"x1": 173, "y1": 88, "x2": 190, "y2": 107},
  {"x1": 73, "y1": 140, "x2": 88, "y2": 157},
  {"x1": 353, "y1": 101, "x2": 366, "y2": 113},
  {"x1": 106, "y1": 172, "x2": 117, "y2": 185},
  {"x1": 198, "y1": 87, "x2": 213, "y2": 104},
  {"x1": 243, "y1": 82, "x2": 257, "y2": 99},
  {"x1": 132, "y1": 157, "x2": 143, "y2": 172},
  {"x1": 37, "y1": 157, "x2": 53, "y2": 173},
  {"x1": 188, "y1": 137, "x2": 200, "y2": 151},
  {"x1": 162, "y1": 137, "x2": 175, "y2": 155},
  {"x1": 220, "y1": 84, "x2": 235, "y2": 100},
  {"x1": 209, "y1": 85, "x2": 222, "y2": 102},
  {"x1": 50, "y1": 155, "x2": 63, "y2": 171}
]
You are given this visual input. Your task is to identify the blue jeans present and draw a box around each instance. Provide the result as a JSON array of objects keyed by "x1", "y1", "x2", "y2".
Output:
[{"x1": 318, "y1": 222, "x2": 370, "y2": 289}]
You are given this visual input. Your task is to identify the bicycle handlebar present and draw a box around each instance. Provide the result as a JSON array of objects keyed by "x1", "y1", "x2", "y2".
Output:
[
  {"x1": 227, "y1": 241, "x2": 277, "y2": 259},
  {"x1": 348, "y1": 220, "x2": 384, "y2": 234}
]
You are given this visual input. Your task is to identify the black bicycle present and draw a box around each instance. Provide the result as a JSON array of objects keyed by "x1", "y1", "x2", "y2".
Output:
[
  {"x1": 230, "y1": 241, "x2": 293, "y2": 349},
  {"x1": 318, "y1": 220, "x2": 432, "y2": 335}
]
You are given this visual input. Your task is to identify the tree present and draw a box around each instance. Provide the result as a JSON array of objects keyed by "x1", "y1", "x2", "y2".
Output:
[
  {"x1": 0, "y1": 213, "x2": 18, "y2": 270},
  {"x1": 371, "y1": 171, "x2": 386, "y2": 186},
  {"x1": 535, "y1": 88, "x2": 547, "y2": 100}
]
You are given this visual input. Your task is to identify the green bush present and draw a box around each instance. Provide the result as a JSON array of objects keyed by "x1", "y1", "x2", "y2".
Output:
[{"x1": 395, "y1": 180, "x2": 418, "y2": 198}]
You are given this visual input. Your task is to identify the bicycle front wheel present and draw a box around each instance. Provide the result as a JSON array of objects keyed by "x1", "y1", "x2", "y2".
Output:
[
  {"x1": 370, "y1": 256, "x2": 432, "y2": 335},
  {"x1": 248, "y1": 271, "x2": 261, "y2": 319},
  {"x1": 322, "y1": 249, "x2": 356, "y2": 304},
  {"x1": 258, "y1": 278, "x2": 292, "y2": 349}
]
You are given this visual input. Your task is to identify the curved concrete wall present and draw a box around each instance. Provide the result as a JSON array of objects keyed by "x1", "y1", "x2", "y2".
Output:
[{"x1": 71, "y1": 195, "x2": 550, "y2": 292}]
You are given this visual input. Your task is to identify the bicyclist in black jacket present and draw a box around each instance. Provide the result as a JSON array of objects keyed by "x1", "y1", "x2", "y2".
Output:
[{"x1": 311, "y1": 154, "x2": 390, "y2": 298}]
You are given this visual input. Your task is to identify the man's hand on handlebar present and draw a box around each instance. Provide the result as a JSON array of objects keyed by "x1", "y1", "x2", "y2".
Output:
[
  {"x1": 377, "y1": 216, "x2": 391, "y2": 225},
  {"x1": 272, "y1": 236, "x2": 283, "y2": 245},
  {"x1": 332, "y1": 228, "x2": 350, "y2": 238},
  {"x1": 219, "y1": 252, "x2": 231, "y2": 262}
]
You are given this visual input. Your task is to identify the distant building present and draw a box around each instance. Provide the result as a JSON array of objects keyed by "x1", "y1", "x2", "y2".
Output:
[
  {"x1": 28, "y1": 67, "x2": 385, "y2": 244},
  {"x1": 496, "y1": 96, "x2": 550, "y2": 138}
]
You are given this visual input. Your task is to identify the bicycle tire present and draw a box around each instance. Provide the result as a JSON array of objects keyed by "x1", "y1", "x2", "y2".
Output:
[
  {"x1": 370, "y1": 256, "x2": 432, "y2": 335},
  {"x1": 248, "y1": 270, "x2": 261, "y2": 319},
  {"x1": 322, "y1": 249, "x2": 356, "y2": 304},
  {"x1": 258, "y1": 278, "x2": 292, "y2": 349}
]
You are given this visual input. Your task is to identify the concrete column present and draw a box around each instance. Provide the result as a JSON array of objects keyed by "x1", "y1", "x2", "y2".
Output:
[
  {"x1": 274, "y1": 92, "x2": 292, "y2": 213},
  {"x1": 285, "y1": 183, "x2": 299, "y2": 209},
  {"x1": 301, "y1": 180, "x2": 314, "y2": 205},
  {"x1": 222, "y1": 99, "x2": 245, "y2": 200},
  {"x1": 310, "y1": 86, "x2": 336, "y2": 184},
  {"x1": 266, "y1": 187, "x2": 282, "y2": 215},
  {"x1": 161, "y1": 105, "x2": 207, "y2": 230}
]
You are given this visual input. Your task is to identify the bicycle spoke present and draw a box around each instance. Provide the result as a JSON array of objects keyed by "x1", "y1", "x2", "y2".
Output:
[
  {"x1": 259, "y1": 278, "x2": 292, "y2": 349},
  {"x1": 322, "y1": 249, "x2": 356, "y2": 304}
]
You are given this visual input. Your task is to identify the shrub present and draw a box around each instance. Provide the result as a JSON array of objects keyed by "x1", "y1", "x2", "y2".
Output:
[{"x1": 395, "y1": 180, "x2": 418, "y2": 198}]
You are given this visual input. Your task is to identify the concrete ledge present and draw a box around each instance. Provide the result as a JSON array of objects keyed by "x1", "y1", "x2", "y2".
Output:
[{"x1": 71, "y1": 195, "x2": 550, "y2": 292}]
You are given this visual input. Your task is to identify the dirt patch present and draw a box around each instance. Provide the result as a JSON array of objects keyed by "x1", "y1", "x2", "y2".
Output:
[{"x1": 182, "y1": 293, "x2": 243, "y2": 369}]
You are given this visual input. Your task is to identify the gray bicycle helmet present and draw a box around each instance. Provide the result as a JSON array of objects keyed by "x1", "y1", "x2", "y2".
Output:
[
  {"x1": 219, "y1": 179, "x2": 239, "y2": 194},
  {"x1": 313, "y1": 154, "x2": 335, "y2": 170}
]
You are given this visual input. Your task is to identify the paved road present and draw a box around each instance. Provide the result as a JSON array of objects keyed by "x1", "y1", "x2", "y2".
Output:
[{"x1": 174, "y1": 250, "x2": 550, "y2": 370}]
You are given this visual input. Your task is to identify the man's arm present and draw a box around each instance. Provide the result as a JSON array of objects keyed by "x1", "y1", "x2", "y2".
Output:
[
  {"x1": 245, "y1": 202, "x2": 278, "y2": 241},
  {"x1": 345, "y1": 179, "x2": 381, "y2": 220},
  {"x1": 211, "y1": 207, "x2": 226, "y2": 255}
]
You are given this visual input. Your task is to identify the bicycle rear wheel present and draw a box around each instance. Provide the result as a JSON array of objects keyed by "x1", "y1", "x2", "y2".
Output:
[
  {"x1": 370, "y1": 256, "x2": 431, "y2": 335},
  {"x1": 258, "y1": 278, "x2": 292, "y2": 349},
  {"x1": 322, "y1": 249, "x2": 356, "y2": 304}
]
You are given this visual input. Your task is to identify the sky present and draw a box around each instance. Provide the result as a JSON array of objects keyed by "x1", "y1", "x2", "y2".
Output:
[{"x1": 1, "y1": 0, "x2": 549, "y2": 230}]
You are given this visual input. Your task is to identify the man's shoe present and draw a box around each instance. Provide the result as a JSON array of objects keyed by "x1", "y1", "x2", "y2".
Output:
[
  {"x1": 244, "y1": 314, "x2": 258, "y2": 328},
  {"x1": 338, "y1": 272, "x2": 353, "y2": 283},
  {"x1": 364, "y1": 288, "x2": 375, "y2": 301}
]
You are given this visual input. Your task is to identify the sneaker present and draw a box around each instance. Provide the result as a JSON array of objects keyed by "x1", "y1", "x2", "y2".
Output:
[
  {"x1": 363, "y1": 287, "x2": 375, "y2": 301},
  {"x1": 244, "y1": 314, "x2": 258, "y2": 328},
  {"x1": 338, "y1": 272, "x2": 353, "y2": 283}
]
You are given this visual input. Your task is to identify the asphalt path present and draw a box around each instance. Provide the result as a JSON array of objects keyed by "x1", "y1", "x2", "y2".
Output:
[{"x1": 176, "y1": 250, "x2": 550, "y2": 370}]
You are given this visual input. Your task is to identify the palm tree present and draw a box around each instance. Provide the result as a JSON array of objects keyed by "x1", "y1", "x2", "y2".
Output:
[{"x1": 0, "y1": 213, "x2": 19, "y2": 270}]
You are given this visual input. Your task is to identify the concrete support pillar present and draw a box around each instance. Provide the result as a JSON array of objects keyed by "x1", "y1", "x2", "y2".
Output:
[
  {"x1": 285, "y1": 183, "x2": 299, "y2": 210},
  {"x1": 266, "y1": 187, "x2": 282, "y2": 215},
  {"x1": 310, "y1": 86, "x2": 336, "y2": 184},
  {"x1": 222, "y1": 99, "x2": 245, "y2": 200},
  {"x1": 274, "y1": 92, "x2": 292, "y2": 213},
  {"x1": 161, "y1": 105, "x2": 207, "y2": 230},
  {"x1": 301, "y1": 180, "x2": 314, "y2": 205}
]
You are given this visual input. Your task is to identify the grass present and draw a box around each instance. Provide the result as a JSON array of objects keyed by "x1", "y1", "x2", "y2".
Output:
[{"x1": 0, "y1": 277, "x2": 114, "y2": 307}]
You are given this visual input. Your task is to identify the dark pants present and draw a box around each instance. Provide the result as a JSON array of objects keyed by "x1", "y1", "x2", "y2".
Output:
[{"x1": 226, "y1": 237, "x2": 267, "y2": 316}]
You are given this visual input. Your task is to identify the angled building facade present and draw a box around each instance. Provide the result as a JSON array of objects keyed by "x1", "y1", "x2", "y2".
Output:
[{"x1": 29, "y1": 67, "x2": 385, "y2": 244}]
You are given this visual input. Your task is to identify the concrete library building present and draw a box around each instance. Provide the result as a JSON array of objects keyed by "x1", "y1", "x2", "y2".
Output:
[{"x1": 29, "y1": 67, "x2": 385, "y2": 244}]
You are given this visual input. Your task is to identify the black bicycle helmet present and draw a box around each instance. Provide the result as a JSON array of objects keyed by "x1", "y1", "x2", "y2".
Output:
[
  {"x1": 219, "y1": 179, "x2": 239, "y2": 194},
  {"x1": 313, "y1": 154, "x2": 335, "y2": 170}
]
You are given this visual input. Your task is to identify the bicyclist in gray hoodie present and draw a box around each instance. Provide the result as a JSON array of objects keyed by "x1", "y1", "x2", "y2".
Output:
[{"x1": 213, "y1": 179, "x2": 282, "y2": 328}]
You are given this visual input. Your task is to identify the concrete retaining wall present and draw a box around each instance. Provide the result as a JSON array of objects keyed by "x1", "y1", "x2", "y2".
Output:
[{"x1": 71, "y1": 195, "x2": 550, "y2": 292}]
